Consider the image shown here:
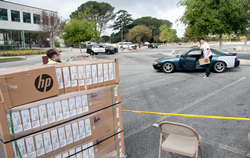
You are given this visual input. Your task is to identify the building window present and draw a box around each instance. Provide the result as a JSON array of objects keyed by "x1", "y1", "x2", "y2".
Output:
[
  {"x1": 33, "y1": 14, "x2": 40, "y2": 24},
  {"x1": 23, "y1": 12, "x2": 31, "y2": 23},
  {"x1": 0, "y1": 8, "x2": 8, "y2": 21},
  {"x1": 11, "y1": 10, "x2": 20, "y2": 22}
]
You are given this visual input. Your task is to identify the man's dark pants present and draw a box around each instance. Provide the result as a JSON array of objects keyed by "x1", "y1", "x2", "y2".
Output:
[{"x1": 205, "y1": 56, "x2": 213, "y2": 76}]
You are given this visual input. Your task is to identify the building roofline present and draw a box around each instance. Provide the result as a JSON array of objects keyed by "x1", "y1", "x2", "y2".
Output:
[{"x1": 1, "y1": 0, "x2": 57, "y2": 13}]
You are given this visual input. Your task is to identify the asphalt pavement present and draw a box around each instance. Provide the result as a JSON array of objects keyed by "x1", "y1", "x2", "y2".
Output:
[
  {"x1": 94, "y1": 46, "x2": 250, "y2": 158},
  {"x1": 1, "y1": 45, "x2": 250, "y2": 157}
]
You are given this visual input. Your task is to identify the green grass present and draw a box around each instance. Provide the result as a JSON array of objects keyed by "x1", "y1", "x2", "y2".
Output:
[{"x1": 0, "y1": 57, "x2": 24, "y2": 62}]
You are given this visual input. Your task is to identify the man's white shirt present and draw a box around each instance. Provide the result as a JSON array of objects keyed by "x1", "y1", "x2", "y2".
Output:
[{"x1": 201, "y1": 42, "x2": 212, "y2": 57}]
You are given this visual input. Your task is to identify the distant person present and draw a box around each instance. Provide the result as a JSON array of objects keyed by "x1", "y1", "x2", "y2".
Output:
[
  {"x1": 46, "y1": 48, "x2": 61, "y2": 64},
  {"x1": 198, "y1": 37, "x2": 212, "y2": 78}
]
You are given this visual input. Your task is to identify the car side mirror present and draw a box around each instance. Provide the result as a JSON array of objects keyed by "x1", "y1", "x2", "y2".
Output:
[{"x1": 181, "y1": 55, "x2": 185, "y2": 58}]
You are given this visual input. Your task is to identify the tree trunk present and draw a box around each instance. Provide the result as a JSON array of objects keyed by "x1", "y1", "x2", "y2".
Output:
[
  {"x1": 219, "y1": 34, "x2": 222, "y2": 51},
  {"x1": 79, "y1": 41, "x2": 82, "y2": 54}
]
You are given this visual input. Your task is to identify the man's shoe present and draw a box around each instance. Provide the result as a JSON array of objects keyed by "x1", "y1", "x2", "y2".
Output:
[{"x1": 203, "y1": 75, "x2": 209, "y2": 78}]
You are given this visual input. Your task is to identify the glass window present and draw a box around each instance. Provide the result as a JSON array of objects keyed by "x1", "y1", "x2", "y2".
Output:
[
  {"x1": 0, "y1": 8, "x2": 8, "y2": 21},
  {"x1": 11, "y1": 10, "x2": 20, "y2": 22},
  {"x1": 33, "y1": 14, "x2": 40, "y2": 24},
  {"x1": 23, "y1": 12, "x2": 31, "y2": 23},
  {"x1": 0, "y1": 29, "x2": 11, "y2": 49}
]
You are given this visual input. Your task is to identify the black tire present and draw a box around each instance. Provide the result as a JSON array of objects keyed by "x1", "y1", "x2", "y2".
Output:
[
  {"x1": 162, "y1": 62, "x2": 175, "y2": 73},
  {"x1": 90, "y1": 51, "x2": 94, "y2": 55},
  {"x1": 213, "y1": 61, "x2": 226, "y2": 73},
  {"x1": 106, "y1": 50, "x2": 110, "y2": 55}
]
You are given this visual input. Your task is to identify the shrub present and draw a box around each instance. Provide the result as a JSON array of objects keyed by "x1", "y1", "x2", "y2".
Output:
[{"x1": 233, "y1": 48, "x2": 236, "y2": 50}]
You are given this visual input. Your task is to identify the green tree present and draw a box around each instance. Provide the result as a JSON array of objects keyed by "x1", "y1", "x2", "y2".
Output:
[
  {"x1": 129, "y1": 25, "x2": 152, "y2": 45},
  {"x1": 112, "y1": 10, "x2": 133, "y2": 42},
  {"x1": 100, "y1": 35, "x2": 110, "y2": 43},
  {"x1": 170, "y1": 29, "x2": 177, "y2": 43},
  {"x1": 178, "y1": 0, "x2": 250, "y2": 50},
  {"x1": 70, "y1": 1, "x2": 116, "y2": 43},
  {"x1": 159, "y1": 24, "x2": 173, "y2": 43},
  {"x1": 130, "y1": 16, "x2": 173, "y2": 42},
  {"x1": 60, "y1": 18, "x2": 94, "y2": 53}
]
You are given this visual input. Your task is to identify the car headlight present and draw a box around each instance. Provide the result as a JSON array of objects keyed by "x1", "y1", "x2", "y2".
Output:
[{"x1": 153, "y1": 62, "x2": 158, "y2": 65}]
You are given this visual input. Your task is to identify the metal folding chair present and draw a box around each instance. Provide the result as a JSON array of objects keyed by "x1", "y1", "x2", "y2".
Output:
[
  {"x1": 244, "y1": 133, "x2": 250, "y2": 158},
  {"x1": 158, "y1": 121, "x2": 203, "y2": 158}
]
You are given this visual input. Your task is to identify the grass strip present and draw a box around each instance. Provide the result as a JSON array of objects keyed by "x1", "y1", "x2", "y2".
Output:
[{"x1": 0, "y1": 57, "x2": 24, "y2": 62}]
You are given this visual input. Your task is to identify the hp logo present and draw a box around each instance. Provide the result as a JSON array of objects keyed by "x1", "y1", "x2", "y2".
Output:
[{"x1": 35, "y1": 74, "x2": 54, "y2": 92}]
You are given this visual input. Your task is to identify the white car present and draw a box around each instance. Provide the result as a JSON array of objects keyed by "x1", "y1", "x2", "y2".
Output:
[{"x1": 118, "y1": 42, "x2": 135, "y2": 49}]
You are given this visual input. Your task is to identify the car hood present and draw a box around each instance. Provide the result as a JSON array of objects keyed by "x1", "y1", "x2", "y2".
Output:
[{"x1": 155, "y1": 56, "x2": 179, "y2": 61}]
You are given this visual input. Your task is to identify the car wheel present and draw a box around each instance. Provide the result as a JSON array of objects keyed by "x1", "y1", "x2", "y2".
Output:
[
  {"x1": 162, "y1": 62, "x2": 175, "y2": 73},
  {"x1": 213, "y1": 61, "x2": 226, "y2": 73},
  {"x1": 106, "y1": 50, "x2": 110, "y2": 55},
  {"x1": 90, "y1": 51, "x2": 94, "y2": 55}
]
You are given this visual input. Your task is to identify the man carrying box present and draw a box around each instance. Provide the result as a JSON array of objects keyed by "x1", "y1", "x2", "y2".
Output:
[{"x1": 198, "y1": 37, "x2": 212, "y2": 79}]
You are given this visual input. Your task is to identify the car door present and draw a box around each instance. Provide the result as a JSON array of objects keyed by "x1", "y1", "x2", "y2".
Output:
[
  {"x1": 92, "y1": 45, "x2": 99, "y2": 53},
  {"x1": 99, "y1": 45, "x2": 106, "y2": 53},
  {"x1": 179, "y1": 50, "x2": 197, "y2": 71}
]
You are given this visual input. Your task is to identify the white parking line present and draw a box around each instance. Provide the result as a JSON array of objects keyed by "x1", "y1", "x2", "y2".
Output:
[{"x1": 152, "y1": 123, "x2": 158, "y2": 128}]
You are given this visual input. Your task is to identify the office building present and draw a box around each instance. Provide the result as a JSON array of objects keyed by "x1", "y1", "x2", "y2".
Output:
[{"x1": 0, "y1": 0, "x2": 57, "y2": 49}]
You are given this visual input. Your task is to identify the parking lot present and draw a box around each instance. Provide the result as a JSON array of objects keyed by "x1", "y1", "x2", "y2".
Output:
[
  {"x1": 1, "y1": 45, "x2": 250, "y2": 157},
  {"x1": 95, "y1": 46, "x2": 250, "y2": 158}
]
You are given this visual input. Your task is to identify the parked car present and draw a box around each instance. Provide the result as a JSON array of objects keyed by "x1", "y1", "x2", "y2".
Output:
[
  {"x1": 86, "y1": 44, "x2": 118, "y2": 55},
  {"x1": 118, "y1": 42, "x2": 135, "y2": 49},
  {"x1": 148, "y1": 43, "x2": 158, "y2": 48},
  {"x1": 152, "y1": 48, "x2": 240, "y2": 73}
]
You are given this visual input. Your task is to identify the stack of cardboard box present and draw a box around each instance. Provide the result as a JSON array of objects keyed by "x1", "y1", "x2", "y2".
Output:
[{"x1": 0, "y1": 58, "x2": 125, "y2": 158}]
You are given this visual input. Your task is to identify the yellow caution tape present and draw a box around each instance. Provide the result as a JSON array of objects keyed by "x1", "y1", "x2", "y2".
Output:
[{"x1": 122, "y1": 110, "x2": 250, "y2": 121}]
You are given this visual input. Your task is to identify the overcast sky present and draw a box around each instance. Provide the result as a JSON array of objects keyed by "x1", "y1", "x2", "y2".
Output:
[{"x1": 12, "y1": 0, "x2": 186, "y2": 37}]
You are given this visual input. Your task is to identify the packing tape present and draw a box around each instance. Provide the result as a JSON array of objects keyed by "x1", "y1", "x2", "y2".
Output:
[{"x1": 121, "y1": 110, "x2": 250, "y2": 121}]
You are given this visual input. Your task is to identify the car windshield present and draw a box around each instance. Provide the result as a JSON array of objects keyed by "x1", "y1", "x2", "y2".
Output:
[
  {"x1": 103, "y1": 44, "x2": 108, "y2": 47},
  {"x1": 129, "y1": 42, "x2": 133, "y2": 45}
]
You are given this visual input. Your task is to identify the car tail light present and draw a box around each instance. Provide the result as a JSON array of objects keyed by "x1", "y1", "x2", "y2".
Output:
[{"x1": 235, "y1": 57, "x2": 238, "y2": 60}]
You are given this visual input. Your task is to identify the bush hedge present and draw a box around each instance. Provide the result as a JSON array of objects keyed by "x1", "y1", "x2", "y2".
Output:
[{"x1": 0, "y1": 49, "x2": 47, "y2": 56}]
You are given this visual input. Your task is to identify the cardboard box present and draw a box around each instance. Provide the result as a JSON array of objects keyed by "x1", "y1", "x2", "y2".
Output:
[
  {"x1": 53, "y1": 131, "x2": 125, "y2": 158},
  {"x1": 199, "y1": 58, "x2": 210, "y2": 65},
  {"x1": 54, "y1": 65, "x2": 65, "y2": 95},
  {"x1": 66, "y1": 62, "x2": 87, "y2": 92},
  {"x1": 0, "y1": 104, "x2": 123, "y2": 158},
  {"x1": 86, "y1": 58, "x2": 119, "y2": 86},
  {"x1": 0, "y1": 65, "x2": 59, "y2": 109},
  {"x1": 0, "y1": 85, "x2": 121, "y2": 142},
  {"x1": 68, "y1": 64, "x2": 79, "y2": 92},
  {"x1": 74, "y1": 58, "x2": 119, "y2": 90}
]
